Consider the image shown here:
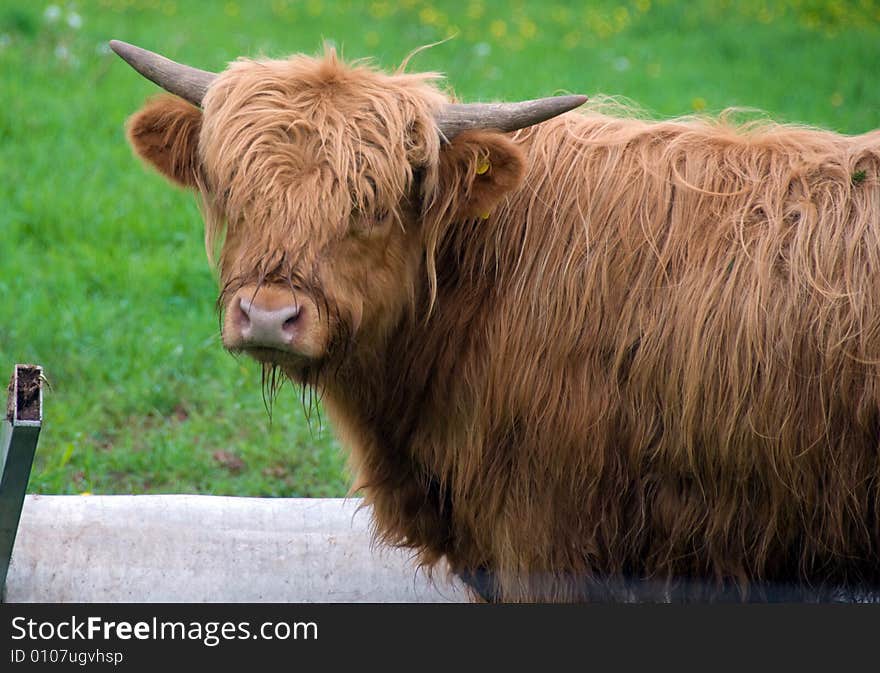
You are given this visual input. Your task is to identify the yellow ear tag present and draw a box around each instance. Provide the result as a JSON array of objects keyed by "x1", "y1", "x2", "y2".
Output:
[
  {"x1": 480, "y1": 211, "x2": 491, "y2": 220},
  {"x1": 476, "y1": 158, "x2": 490, "y2": 175}
]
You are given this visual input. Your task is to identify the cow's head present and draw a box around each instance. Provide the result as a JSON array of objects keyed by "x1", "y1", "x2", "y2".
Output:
[{"x1": 115, "y1": 41, "x2": 585, "y2": 383}]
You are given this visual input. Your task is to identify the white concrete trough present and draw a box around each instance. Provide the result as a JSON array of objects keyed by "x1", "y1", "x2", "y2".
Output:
[{"x1": 5, "y1": 495, "x2": 468, "y2": 603}]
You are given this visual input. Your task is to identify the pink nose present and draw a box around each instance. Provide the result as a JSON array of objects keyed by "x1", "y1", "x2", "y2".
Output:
[{"x1": 234, "y1": 295, "x2": 302, "y2": 349}]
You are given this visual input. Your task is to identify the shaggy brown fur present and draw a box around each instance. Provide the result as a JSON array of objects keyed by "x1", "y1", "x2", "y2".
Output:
[{"x1": 125, "y1": 48, "x2": 880, "y2": 602}]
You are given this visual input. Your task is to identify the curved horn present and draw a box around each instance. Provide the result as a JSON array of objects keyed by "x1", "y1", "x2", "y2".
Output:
[
  {"x1": 109, "y1": 40, "x2": 217, "y2": 107},
  {"x1": 435, "y1": 94, "x2": 588, "y2": 140}
]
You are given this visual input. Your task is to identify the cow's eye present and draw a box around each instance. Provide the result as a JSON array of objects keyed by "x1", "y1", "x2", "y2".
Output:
[{"x1": 349, "y1": 208, "x2": 392, "y2": 240}]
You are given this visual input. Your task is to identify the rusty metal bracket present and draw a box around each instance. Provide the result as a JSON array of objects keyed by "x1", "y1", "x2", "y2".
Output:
[{"x1": 1, "y1": 364, "x2": 43, "y2": 602}]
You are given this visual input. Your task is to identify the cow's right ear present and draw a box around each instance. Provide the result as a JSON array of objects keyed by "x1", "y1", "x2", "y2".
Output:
[
  {"x1": 125, "y1": 94, "x2": 202, "y2": 189},
  {"x1": 428, "y1": 129, "x2": 526, "y2": 222}
]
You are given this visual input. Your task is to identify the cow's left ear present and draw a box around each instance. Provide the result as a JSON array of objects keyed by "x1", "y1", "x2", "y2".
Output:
[
  {"x1": 434, "y1": 130, "x2": 526, "y2": 220},
  {"x1": 126, "y1": 94, "x2": 203, "y2": 189}
]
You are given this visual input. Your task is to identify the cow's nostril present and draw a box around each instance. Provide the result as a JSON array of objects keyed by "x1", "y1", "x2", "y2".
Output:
[
  {"x1": 229, "y1": 292, "x2": 302, "y2": 351},
  {"x1": 282, "y1": 306, "x2": 302, "y2": 331},
  {"x1": 236, "y1": 297, "x2": 252, "y2": 327}
]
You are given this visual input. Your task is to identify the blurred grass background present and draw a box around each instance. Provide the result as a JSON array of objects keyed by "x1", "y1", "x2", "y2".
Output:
[{"x1": 1, "y1": 0, "x2": 878, "y2": 496}]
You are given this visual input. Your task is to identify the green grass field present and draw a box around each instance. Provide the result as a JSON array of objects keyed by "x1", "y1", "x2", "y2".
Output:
[{"x1": 2, "y1": 0, "x2": 879, "y2": 497}]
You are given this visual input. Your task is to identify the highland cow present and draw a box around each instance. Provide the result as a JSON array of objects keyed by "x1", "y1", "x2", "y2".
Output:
[{"x1": 112, "y1": 40, "x2": 880, "y2": 602}]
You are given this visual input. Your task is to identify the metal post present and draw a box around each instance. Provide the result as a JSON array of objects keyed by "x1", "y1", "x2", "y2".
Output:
[{"x1": 1, "y1": 364, "x2": 43, "y2": 602}]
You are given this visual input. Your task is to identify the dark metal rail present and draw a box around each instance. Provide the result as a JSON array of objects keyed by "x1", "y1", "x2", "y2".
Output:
[{"x1": 1, "y1": 364, "x2": 43, "y2": 601}]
